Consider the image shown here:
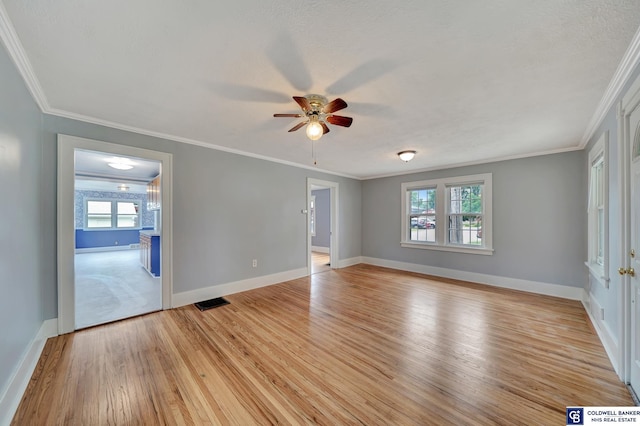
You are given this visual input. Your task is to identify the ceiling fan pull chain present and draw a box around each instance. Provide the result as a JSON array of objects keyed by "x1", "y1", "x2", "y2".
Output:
[{"x1": 312, "y1": 140, "x2": 317, "y2": 165}]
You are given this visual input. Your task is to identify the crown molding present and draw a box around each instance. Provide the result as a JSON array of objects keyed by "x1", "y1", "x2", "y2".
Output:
[
  {"x1": 580, "y1": 25, "x2": 640, "y2": 148},
  {"x1": 46, "y1": 107, "x2": 361, "y2": 180},
  {"x1": 0, "y1": 2, "x2": 49, "y2": 111},
  {"x1": 362, "y1": 146, "x2": 583, "y2": 180}
]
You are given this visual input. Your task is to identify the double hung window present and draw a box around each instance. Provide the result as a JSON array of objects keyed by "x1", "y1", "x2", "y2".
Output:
[
  {"x1": 586, "y1": 132, "x2": 608, "y2": 287},
  {"x1": 85, "y1": 199, "x2": 141, "y2": 230},
  {"x1": 401, "y1": 173, "x2": 492, "y2": 255}
]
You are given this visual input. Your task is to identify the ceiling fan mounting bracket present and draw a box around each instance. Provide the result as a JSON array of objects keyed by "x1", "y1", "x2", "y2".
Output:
[{"x1": 304, "y1": 94, "x2": 328, "y2": 111}]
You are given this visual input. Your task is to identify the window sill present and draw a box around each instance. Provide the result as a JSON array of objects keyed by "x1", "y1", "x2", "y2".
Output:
[
  {"x1": 401, "y1": 241, "x2": 494, "y2": 256},
  {"x1": 584, "y1": 261, "x2": 609, "y2": 289}
]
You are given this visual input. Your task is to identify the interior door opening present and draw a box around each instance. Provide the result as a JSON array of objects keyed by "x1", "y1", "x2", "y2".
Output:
[
  {"x1": 307, "y1": 178, "x2": 339, "y2": 275},
  {"x1": 57, "y1": 134, "x2": 173, "y2": 334},
  {"x1": 74, "y1": 150, "x2": 162, "y2": 329}
]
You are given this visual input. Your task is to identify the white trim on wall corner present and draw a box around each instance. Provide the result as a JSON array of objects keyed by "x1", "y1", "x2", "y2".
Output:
[
  {"x1": 361, "y1": 257, "x2": 584, "y2": 300},
  {"x1": 172, "y1": 268, "x2": 308, "y2": 308},
  {"x1": 311, "y1": 246, "x2": 330, "y2": 254},
  {"x1": 0, "y1": 318, "x2": 57, "y2": 426}
]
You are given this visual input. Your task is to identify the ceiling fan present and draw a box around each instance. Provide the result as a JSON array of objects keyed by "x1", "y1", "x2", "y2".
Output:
[{"x1": 273, "y1": 94, "x2": 353, "y2": 141}]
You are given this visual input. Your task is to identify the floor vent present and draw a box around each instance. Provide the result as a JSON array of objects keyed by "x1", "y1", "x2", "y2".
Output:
[{"x1": 195, "y1": 297, "x2": 229, "y2": 311}]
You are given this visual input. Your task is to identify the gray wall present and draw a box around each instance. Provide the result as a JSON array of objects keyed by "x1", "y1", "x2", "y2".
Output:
[
  {"x1": 311, "y1": 188, "x2": 330, "y2": 248},
  {"x1": 41, "y1": 115, "x2": 362, "y2": 299},
  {"x1": 0, "y1": 42, "x2": 47, "y2": 400},
  {"x1": 362, "y1": 151, "x2": 587, "y2": 287}
]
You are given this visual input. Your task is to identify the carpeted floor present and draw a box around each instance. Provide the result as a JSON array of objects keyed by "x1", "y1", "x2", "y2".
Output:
[{"x1": 75, "y1": 250, "x2": 161, "y2": 329}]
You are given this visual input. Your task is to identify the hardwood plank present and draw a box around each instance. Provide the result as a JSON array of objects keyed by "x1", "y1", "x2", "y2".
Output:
[{"x1": 13, "y1": 265, "x2": 634, "y2": 425}]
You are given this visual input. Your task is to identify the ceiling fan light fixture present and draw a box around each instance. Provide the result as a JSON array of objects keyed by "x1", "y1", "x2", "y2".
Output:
[
  {"x1": 398, "y1": 150, "x2": 416, "y2": 162},
  {"x1": 306, "y1": 120, "x2": 323, "y2": 141}
]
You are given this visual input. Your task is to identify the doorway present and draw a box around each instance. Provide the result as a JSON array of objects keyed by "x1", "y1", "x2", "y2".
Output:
[
  {"x1": 307, "y1": 178, "x2": 338, "y2": 275},
  {"x1": 57, "y1": 135, "x2": 173, "y2": 334},
  {"x1": 73, "y1": 151, "x2": 162, "y2": 328}
]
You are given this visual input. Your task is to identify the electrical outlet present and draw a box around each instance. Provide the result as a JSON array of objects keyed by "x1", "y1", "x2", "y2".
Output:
[{"x1": 252, "y1": 259, "x2": 257, "y2": 268}]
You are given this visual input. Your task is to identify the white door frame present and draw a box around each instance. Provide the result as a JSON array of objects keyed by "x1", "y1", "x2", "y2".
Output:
[
  {"x1": 307, "y1": 178, "x2": 339, "y2": 274},
  {"x1": 57, "y1": 134, "x2": 173, "y2": 334},
  {"x1": 618, "y1": 74, "x2": 640, "y2": 384}
]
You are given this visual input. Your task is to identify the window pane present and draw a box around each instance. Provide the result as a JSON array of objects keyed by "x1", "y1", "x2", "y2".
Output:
[
  {"x1": 448, "y1": 184, "x2": 483, "y2": 246},
  {"x1": 595, "y1": 161, "x2": 604, "y2": 206},
  {"x1": 449, "y1": 184, "x2": 482, "y2": 214},
  {"x1": 87, "y1": 201, "x2": 112, "y2": 228},
  {"x1": 597, "y1": 208, "x2": 604, "y2": 265},
  {"x1": 409, "y1": 188, "x2": 436, "y2": 243},
  {"x1": 117, "y1": 201, "x2": 139, "y2": 228}
]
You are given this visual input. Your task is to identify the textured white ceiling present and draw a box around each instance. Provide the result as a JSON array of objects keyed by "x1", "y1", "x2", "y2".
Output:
[{"x1": 2, "y1": 1, "x2": 640, "y2": 178}]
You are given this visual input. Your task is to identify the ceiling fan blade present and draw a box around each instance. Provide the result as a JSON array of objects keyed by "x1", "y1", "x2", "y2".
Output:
[
  {"x1": 288, "y1": 121, "x2": 308, "y2": 132},
  {"x1": 326, "y1": 115, "x2": 353, "y2": 127},
  {"x1": 321, "y1": 121, "x2": 330, "y2": 135},
  {"x1": 274, "y1": 113, "x2": 303, "y2": 118},
  {"x1": 323, "y1": 98, "x2": 348, "y2": 114},
  {"x1": 293, "y1": 96, "x2": 311, "y2": 112}
]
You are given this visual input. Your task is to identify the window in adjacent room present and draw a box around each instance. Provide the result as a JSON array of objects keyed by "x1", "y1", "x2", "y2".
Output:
[
  {"x1": 310, "y1": 195, "x2": 316, "y2": 236},
  {"x1": 401, "y1": 173, "x2": 492, "y2": 255},
  {"x1": 85, "y1": 199, "x2": 140, "y2": 230}
]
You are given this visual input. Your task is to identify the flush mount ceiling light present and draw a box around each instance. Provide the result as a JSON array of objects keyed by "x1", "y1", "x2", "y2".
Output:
[
  {"x1": 398, "y1": 150, "x2": 416, "y2": 162},
  {"x1": 117, "y1": 184, "x2": 130, "y2": 191},
  {"x1": 107, "y1": 157, "x2": 135, "y2": 170}
]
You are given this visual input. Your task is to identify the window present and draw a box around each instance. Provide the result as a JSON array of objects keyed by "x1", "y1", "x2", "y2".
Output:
[
  {"x1": 587, "y1": 132, "x2": 608, "y2": 287},
  {"x1": 85, "y1": 199, "x2": 140, "y2": 230},
  {"x1": 447, "y1": 184, "x2": 482, "y2": 246},
  {"x1": 408, "y1": 188, "x2": 436, "y2": 243},
  {"x1": 86, "y1": 200, "x2": 112, "y2": 228},
  {"x1": 310, "y1": 195, "x2": 316, "y2": 236},
  {"x1": 401, "y1": 173, "x2": 492, "y2": 255}
]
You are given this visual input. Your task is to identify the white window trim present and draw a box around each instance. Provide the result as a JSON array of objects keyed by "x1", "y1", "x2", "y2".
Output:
[
  {"x1": 586, "y1": 131, "x2": 609, "y2": 288},
  {"x1": 401, "y1": 173, "x2": 493, "y2": 255}
]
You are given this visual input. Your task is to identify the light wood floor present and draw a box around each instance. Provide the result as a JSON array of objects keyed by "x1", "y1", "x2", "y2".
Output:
[
  {"x1": 311, "y1": 251, "x2": 331, "y2": 274},
  {"x1": 13, "y1": 265, "x2": 634, "y2": 425}
]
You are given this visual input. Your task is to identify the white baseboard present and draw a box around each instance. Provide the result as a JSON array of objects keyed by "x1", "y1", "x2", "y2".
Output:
[
  {"x1": 361, "y1": 257, "x2": 584, "y2": 300},
  {"x1": 582, "y1": 291, "x2": 620, "y2": 376},
  {"x1": 338, "y1": 256, "x2": 363, "y2": 269},
  {"x1": 0, "y1": 318, "x2": 58, "y2": 426},
  {"x1": 311, "y1": 246, "x2": 330, "y2": 254},
  {"x1": 172, "y1": 267, "x2": 308, "y2": 308},
  {"x1": 75, "y1": 245, "x2": 139, "y2": 254}
]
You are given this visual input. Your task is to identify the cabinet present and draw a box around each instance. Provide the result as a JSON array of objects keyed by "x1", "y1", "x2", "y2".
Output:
[
  {"x1": 140, "y1": 232, "x2": 160, "y2": 276},
  {"x1": 147, "y1": 175, "x2": 161, "y2": 211}
]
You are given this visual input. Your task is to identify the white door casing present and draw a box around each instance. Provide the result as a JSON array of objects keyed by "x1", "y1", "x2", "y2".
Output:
[
  {"x1": 57, "y1": 134, "x2": 173, "y2": 334},
  {"x1": 620, "y1": 72, "x2": 640, "y2": 392},
  {"x1": 629, "y1": 103, "x2": 640, "y2": 393}
]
